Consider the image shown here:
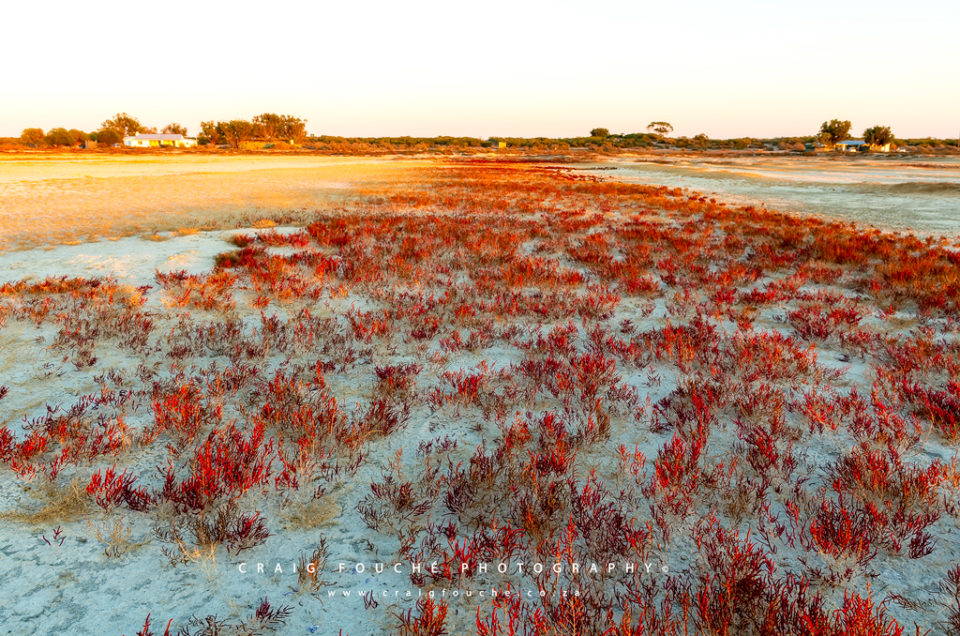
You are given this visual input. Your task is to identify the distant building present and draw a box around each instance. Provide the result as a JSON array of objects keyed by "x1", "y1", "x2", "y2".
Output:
[
  {"x1": 123, "y1": 134, "x2": 197, "y2": 148},
  {"x1": 834, "y1": 139, "x2": 891, "y2": 153},
  {"x1": 835, "y1": 140, "x2": 867, "y2": 152}
]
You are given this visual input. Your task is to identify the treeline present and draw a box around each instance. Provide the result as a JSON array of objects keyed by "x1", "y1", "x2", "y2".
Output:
[
  {"x1": 815, "y1": 119, "x2": 960, "y2": 152},
  {"x1": 8, "y1": 113, "x2": 960, "y2": 153},
  {"x1": 14, "y1": 112, "x2": 305, "y2": 148},
  {"x1": 304, "y1": 132, "x2": 959, "y2": 153},
  {"x1": 305, "y1": 133, "x2": 777, "y2": 152},
  {"x1": 18, "y1": 113, "x2": 187, "y2": 148},
  {"x1": 304, "y1": 133, "x2": 808, "y2": 152},
  {"x1": 198, "y1": 114, "x2": 307, "y2": 147}
]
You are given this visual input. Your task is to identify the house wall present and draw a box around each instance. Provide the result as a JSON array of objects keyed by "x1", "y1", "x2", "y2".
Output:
[{"x1": 123, "y1": 138, "x2": 197, "y2": 148}]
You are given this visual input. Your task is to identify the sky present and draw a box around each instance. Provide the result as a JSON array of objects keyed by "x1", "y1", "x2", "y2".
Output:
[{"x1": 1, "y1": 0, "x2": 958, "y2": 139}]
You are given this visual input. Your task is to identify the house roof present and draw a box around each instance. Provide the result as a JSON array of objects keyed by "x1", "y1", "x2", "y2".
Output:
[
  {"x1": 836, "y1": 139, "x2": 867, "y2": 146},
  {"x1": 124, "y1": 134, "x2": 187, "y2": 141}
]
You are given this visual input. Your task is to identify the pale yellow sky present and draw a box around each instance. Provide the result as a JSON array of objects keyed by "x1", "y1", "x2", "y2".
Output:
[{"x1": 2, "y1": 0, "x2": 958, "y2": 139}]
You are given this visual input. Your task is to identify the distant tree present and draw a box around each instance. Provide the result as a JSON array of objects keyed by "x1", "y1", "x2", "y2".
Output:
[
  {"x1": 197, "y1": 121, "x2": 222, "y2": 145},
  {"x1": 44, "y1": 127, "x2": 79, "y2": 147},
  {"x1": 590, "y1": 127, "x2": 610, "y2": 138},
  {"x1": 647, "y1": 121, "x2": 674, "y2": 137},
  {"x1": 252, "y1": 113, "x2": 307, "y2": 142},
  {"x1": 818, "y1": 119, "x2": 851, "y2": 147},
  {"x1": 162, "y1": 123, "x2": 187, "y2": 136},
  {"x1": 101, "y1": 112, "x2": 144, "y2": 138},
  {"x1": 284, "y1": 115, "x2": 307, "y2": 142},
  {"x1": 20, "y1": 128, "x2": 44, "y2": 147},
  {"x1": 778, "y1": 138, "x2": 806, "y2": 151},
  {"x1": 219, "y1": 120, "x2": 255, "y2": 148},
  {"x1": 96, "y1": 129, "x2": 122, "y2": 146},
  {"x1": 253, "y1": 113, "x2": 283, "y2": 140},
  {"x1": 692, "y1": 133, "x2": 709, "y2": 149},
  {"x1": 863, "y1": 125, "x2": 893, "y2": 147}
]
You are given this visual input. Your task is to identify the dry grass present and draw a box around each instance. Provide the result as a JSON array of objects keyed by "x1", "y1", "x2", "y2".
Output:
[
  {"x1": 0, "y1": 478, "x2": 89, "y2": 525},
  {"x1": 86, "y1": 517, "x2": 149, "y2": 558},
  {"x1": 278, "y1": 497, "x2": 341, "y2": 530}
]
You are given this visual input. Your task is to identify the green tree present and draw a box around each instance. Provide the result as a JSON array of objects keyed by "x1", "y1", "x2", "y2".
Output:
[
  {"x1": 252, "y1": 113, "x2": 307, "y2": 142},
  {"x1": 162, "y1": 123, "x2": 187, "y2": 135},
  {"x1": 590, "y1": 127, "x2": 610, "y2": 137},
  {"x1": 253, "y1": 113, "x2": 283, "y2": 139},
  {"x1": 198, "y1": 121, "x2": 222, "y2": 145},
  {"x1": 96, "y1": 129, "x2": 123, "y2": 146},
  {"x1": 19, "y1": 128, "x2": 44, "y2": 147},
  {"x1": 44, "y1": 128, "x2": 77, "y2": 146},
  {"x1": 863, "y1": 125, "x2": 893, "y2": 147},
  {"x1": 692, "y1": 133, "x2": 709, "y2": 149},
  {"x1": 647, "y1": 121, "x2": 674, "y2": 137},
  {"x1": 283, "y1": 115, "x2": 307, "y2": 142},
  {"x1": 45, "y1": 128, "x2": 87, "y2": 147},
  {"x1": 818, "y1": 119, "x2": 851, "y2": 147},
  {"x1": 101, "y1": 112, "x2": 144, "y2": 138},
  {"x1": 219, "y1": 120, "x2": 255, "y2": 148}
]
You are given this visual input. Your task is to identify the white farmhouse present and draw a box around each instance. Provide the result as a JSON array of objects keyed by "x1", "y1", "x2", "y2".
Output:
[{"x1": 123, "y1": 134, "x2": 197, "y2": 148}]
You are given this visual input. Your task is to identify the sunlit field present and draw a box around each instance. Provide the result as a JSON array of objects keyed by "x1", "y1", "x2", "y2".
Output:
[
  {"x1": 0, "y1": 154, "x2": 429, "y2": 251},
  {"x1": 2, "y1": 159, "x2": 960, "y2": 634}
]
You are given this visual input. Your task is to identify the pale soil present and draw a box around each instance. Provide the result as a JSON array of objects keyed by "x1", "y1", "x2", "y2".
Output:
[{"x1": 0, "y1": 154, "x2": 430, "y2": 251}]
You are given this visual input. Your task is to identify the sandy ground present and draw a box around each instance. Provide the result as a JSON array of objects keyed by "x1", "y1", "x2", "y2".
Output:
[
  {"x1": 0, "y1": 154, "x2": 429, "y2": 251},
  {"x1": 598, "y1": 155, "x2": 960, "y2": 237}
]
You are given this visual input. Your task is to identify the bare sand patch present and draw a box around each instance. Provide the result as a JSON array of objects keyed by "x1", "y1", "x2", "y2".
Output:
[{"x1": 0, "y1": 154, "x2": 430, "y2": 251}]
